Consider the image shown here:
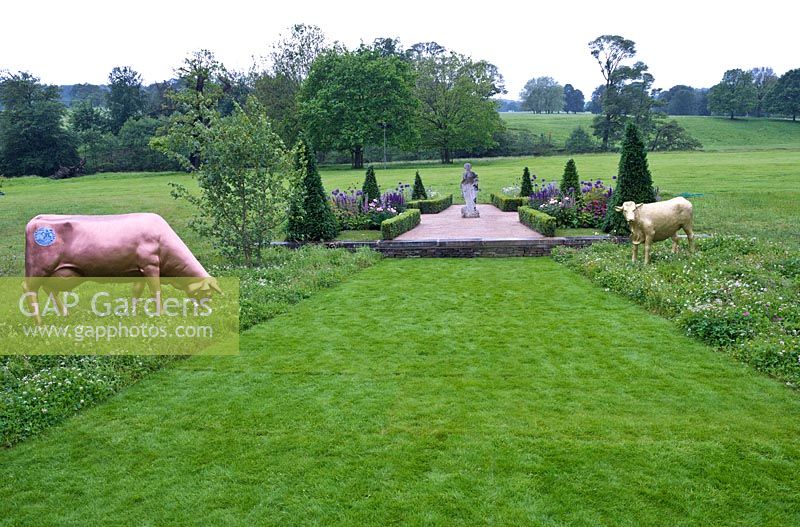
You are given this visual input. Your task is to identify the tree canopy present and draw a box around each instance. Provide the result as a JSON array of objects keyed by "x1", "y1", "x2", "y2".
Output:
[
  {"x1": 520, "y1": 76, "x2": 564, "y2": 113},
  {"x1": 299, "y1": 47, "x2": 417, "y2": 168},
  {"x1": 0, "y1": 72, "x2": 78, "y2": 176},
  {"x1": 409, "y1": 42, "x2": 505, "y2": 164},
  {"x1": 708, "y1": 69, "x2": 756, "y2": 119}
]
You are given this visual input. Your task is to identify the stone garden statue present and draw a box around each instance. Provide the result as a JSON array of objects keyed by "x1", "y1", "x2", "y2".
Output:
[{"x1": 461, "y1": 163, "x2": 480, "y2": 218}]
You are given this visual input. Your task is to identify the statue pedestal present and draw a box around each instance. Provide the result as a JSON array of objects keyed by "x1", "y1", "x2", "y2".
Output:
[{"x1": 461, "y1": 206, "x2": 480, "y2": 218}]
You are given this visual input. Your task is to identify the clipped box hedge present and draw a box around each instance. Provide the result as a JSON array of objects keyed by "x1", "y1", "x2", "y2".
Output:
[
  {"x1": 518, "y1": 206, "x2": 556, "y2": 237},
  {"x1": 406, "y1": 193, "x2": 453, "y2": 214},
  {"x1": 490, "y1": 193, "x2": 528, "y2": 212},
  {"x1": 381, "y1": 209, "x2": 421, "y2": 240}
]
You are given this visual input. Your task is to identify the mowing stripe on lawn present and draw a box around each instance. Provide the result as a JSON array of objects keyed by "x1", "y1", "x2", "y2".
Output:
[{"x1": 1, "y1": 258, "x2": 799, "y2": 526}]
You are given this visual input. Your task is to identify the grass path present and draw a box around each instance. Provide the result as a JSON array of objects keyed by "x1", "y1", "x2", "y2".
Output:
[{"x1": 2, "y1": 258, "x2": 799, "y2": 526}]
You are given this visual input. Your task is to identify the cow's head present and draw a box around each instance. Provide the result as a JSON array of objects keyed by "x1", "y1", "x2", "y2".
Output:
[
  {"x1": 185, "y1": 277, "x2": 223, "y2": 298},
  {"x1": 614, "y1": 201, "x2": 643, "y2": 222}
]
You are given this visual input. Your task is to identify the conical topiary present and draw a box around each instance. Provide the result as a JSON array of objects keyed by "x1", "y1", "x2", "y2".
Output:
[
  {"x1": 362, "y1": 165, "x2": 380, "y2": 204},
  {"x1": 560, "y1": 159, "x2": 579, "y2": 194},
  {"x1": 602, "y1": 123, "x2": 657, "y2": 234},
  {"x1": 519, "y1": 167, "x2": 533, "y2": 197},
  {"x1": 412, "y1": 170, "x2": 427, "y2": 200},
  {"x1": 286, "y1": 137, "x2": 339, "y2": 241}
]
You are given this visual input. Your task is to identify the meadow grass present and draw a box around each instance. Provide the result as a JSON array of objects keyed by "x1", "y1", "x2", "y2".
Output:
[
  {"x1": 2, "y1": 258, "x2": 799, "y2": 525},
  {"x1": 500, "y1": 112, "x2": 800, "y2": 151}
]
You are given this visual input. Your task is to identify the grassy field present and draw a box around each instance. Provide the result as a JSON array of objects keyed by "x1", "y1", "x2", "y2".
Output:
[
  {"x1": 501, "y1": 112, "x2": 800, "y2": 151},
  {"x1": 1, "y1": 145, "x2": 798, "y2": 276},
  {"x1": 2, "y1": 258, "x2": 799, "y2": 526}
]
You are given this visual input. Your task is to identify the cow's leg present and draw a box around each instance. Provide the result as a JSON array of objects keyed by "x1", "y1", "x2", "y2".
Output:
[
  {"x1": 684, "y1": 223, "x2": 695, "y2": 254},
  {"x1": 132, "y1": 281, "x2": 145, "y2": 298},
  {"x1": 644, "y1": 236, "x2": 653, "y2": 265},
  {"x1": 631, "y1": 242, "x2": 639, "y2": 263},
  {"x1": 141, "y1": 265, "x2": 162, "y2": 314},
  {"x1": 671, "y1": 233, "x2": 680, "y2": 253}
]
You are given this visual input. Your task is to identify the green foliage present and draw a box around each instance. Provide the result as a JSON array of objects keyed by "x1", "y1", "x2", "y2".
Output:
[
  {"x1": 106, "y1": 66, "x2": 145, "y2": 134},
  {"x1": 380, "y1": 208, "x2": 420, "y2": 239},
  {"x1": 0, "y1": 72, "x2": 78, "y2": 177},
  {"x1": 603, "y1": 123, "x2": 656, "y2": 234},
  {"x1": 411, "y1": 170, "x2": 427, "y2": 200},
  {"x1": 553, "y1": 235, "x2": 800, "y2": 385},
  {"x1": 299, "y1": 47, "x2": 417, "y2": 168},
  {"x1": 564, "y1": 126, "x2": 596, "y2": 153},
  {"x1": 560, "y1": 158, "x2": 580, "y2": 194},
  {"x1": 490, "y1": 193, "x2": 528, "y2": 211},
  {"x1": 170, "y1": 101, "x2": 289, "y2": 265},
  {"x1": 406, "y1": 193, "x2": 452, "y2": 214},
  {"x1": 409, "y1": 44, "x2": 505, "y2": 164},
  {"x1": 362, "y1": 165, "x2": 380, "y2": 203},
  {"x1": 150, "y1": 50, "x2": 226, "y2": 171},
  {"x1": 648, "y1": 117, "x2": 703, "y2": 151},
  {"x1": 518, "y1": 205, "x2": 556, "y2": 236},
  {"x1": 520, "y1": 166, "x2": 533, "y2": 197},
  {"x1": 767, "y1": 68, "x2": 800, "y2": 120},
  {"x1": 563, "y1": 84, "x2": 585, "y2": 113},
  {"x1": 286, "y1": 138, "x2": 338, "y2": 241},
  {"x1": 709, "y1": 69, "x2": 757, "y2": 119},
  {"x1": 520, "y1": 76, "x2": 564, "y2": 113}
]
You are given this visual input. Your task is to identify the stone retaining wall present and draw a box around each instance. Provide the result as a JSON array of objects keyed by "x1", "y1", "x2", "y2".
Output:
[{"x1": 274, "y1": 236, "x2": 628, "y2": 257}]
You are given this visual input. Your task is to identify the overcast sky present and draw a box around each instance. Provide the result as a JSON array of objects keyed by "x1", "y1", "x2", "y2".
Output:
[{"x1": 2, "y1": 0, "x2": 796, "y2": 99}]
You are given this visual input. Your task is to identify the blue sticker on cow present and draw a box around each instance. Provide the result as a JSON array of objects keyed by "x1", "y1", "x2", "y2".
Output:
[{"x1": 34, "y1": 227, "x2": 57, "y2": 247}]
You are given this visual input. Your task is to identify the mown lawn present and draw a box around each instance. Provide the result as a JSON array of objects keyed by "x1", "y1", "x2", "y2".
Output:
[{"x1": 2, "y1": 258, "x2": 799, "y2": 526}]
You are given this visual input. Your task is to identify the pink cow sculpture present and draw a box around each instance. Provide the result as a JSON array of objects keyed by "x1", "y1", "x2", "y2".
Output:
[{"x1": 24, "y1": 213, "x2": 221, "y2": 321}]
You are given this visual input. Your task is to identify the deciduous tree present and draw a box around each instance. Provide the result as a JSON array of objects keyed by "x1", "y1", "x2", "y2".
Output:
[
  {"x1": 520, "y1": 76, "x2": 564, "y2": 113},
  {"x1": 0, "y1": 72, "x2": 78, "y2": 177},
  {"x1": 408, "y1": 43, "x2": 505, "y2": 164},
  {"x1": 708, "y1": 69, "x2": 756, "y2": 119},
  {"x1": 299, "y1": 47, "x2": 416, "y2": 168},
  {"x1": 106, "y1": 66, "x2": 145, "y2": 134},
  {"x1": 766, "y1": 68, "x2": 800, "y2": 121}
]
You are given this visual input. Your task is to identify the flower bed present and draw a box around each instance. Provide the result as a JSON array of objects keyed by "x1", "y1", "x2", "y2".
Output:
[
  {"x1": 407, "y1": 194, "x2": 453, "y2": 214},
  {"x1": 553, "y1": 236, "x2": 800, "y2": 387},
  {"x1": 330, "y1": 186, "x2": 407, "y2": 231}
]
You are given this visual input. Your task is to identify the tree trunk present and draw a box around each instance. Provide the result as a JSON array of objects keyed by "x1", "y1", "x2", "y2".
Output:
[
  {"x1": 440, "y1": 146, "x2": 452, "y2": 164},
  {"x1": 351, "y1": 146, "x2": 364, "y2": 169},
  {"x1": 602, "y1": 113, "x2": 611, "y2": 151}
]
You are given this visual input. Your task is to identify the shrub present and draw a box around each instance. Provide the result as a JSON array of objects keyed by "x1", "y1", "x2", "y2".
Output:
[
  {"x1": 560, "y1": 158, "x2": 580, "y2": 196},
  {"x1": 602, "y1": 123, "x2": 657, "y2": 234},
  {"x1": 518, "y1": 206, "x2": 556, "y2": 236},
  {"x1": 564, "y1": 126, "x2": 596, "y2": 153},
  {"x1": 381, "y1": 209, "x2": 421, "y2": 240},
  {"x1": 407, "y1": 194, "x2": 453, "y2": 214},
  {"x1": 411, "y1": 170, "x2": 427, "y2": 200},
  {"x1": 169, "y1": 102, "x2": 289, "y2": 265},
  {"x1": 286, "y1": 138, "x2": 338, "y2": 241},
  {"x1": 491, "y1": 193, "x2": 527, "y2": 212},
  {"x1": 362, "y1": 165, "x2": 380, "y2": 203},
  {"x1": 520, "y1": 167, "x2": 533, "y2": 197}
]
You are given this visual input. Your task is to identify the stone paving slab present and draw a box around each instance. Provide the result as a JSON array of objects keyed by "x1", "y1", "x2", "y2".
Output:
[{"x1": 395, "y1": 204, "x2": 543, "y2": 241}]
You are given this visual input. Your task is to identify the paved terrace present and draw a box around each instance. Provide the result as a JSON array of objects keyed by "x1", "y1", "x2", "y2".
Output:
[{"x1": 395, "y1": 204, "x2": 543, "y2": 241}]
